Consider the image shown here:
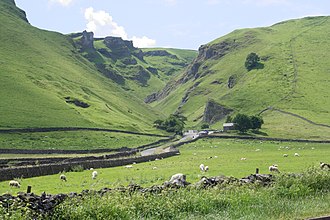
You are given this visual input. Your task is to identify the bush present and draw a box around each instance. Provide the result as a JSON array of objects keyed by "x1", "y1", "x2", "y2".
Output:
[
  {"x1": 201, "y1": 123, "x2": 209, "y2": 129},
  {"x1": 232, "y1": 114, "x2": 264, "y2": 132},
  {"x1": 70, "y1": 165, "x2": 84, "y2": 172},
  {"x1": 245, "y1": 52, "x2": 260, "y2": 71},
  {"x1": 154, "y1": 113, "x2": 187, "y2": 135},
  {"x1": 232, "y1": 114, "x2": 252, "y2": 132}
]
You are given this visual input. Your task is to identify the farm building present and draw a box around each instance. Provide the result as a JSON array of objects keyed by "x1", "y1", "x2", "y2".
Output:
[{"x1": 223, "y1": 123, "x2": 235, "y2": 131}]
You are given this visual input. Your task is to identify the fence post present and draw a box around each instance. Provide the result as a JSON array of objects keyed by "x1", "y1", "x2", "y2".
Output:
[
  {"x1": 256, "y1": 168, "x2": 259, "y2": 174},
  {"x1": 27, "y1": 185, "x2": 32, "y2": 193}
]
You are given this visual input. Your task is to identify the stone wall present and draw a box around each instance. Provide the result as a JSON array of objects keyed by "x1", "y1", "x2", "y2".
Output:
[{"x1": 0, "y1": 150, "x2": 180, "y2": 182}]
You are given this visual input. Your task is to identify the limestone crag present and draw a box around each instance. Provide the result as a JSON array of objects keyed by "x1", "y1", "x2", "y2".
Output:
[
  {"x1": 144, "y1": 50, "x2": 178, "y2": 59},
  {"x1": 202, "y1": 100, "x2": 233, "y2": 124},
  {"x1": 80, "y1": 31, "x2": 95, "y2": 50}
]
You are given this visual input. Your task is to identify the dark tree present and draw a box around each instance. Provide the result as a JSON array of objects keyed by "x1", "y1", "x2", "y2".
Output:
[
  {"x1": 245, "y1": 52, "x2": 260, "y2": 71},
  {"x1": 250, "y1": 115, "x2": 264, "y2": 130},
  {"x1": 225, "y1": 115, "x2": 232, "y2": 123},
  {"x1": 201, "y1": 123, "x2": 209, "y2": 129},
  {"x1": 233, "y1": 113, "x2": 252, "y2": 133},
  {"x1": 154, "y1": 113, "x2": 187, "y2": 135}
]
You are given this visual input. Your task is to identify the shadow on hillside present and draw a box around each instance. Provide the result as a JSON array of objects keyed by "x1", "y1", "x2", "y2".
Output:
[
  {"x1": 251, "y1": 130, "x2": 268, "y2": 136},
  {"x1": 254, "y1": 63, "x2": 265, "y2": 70}
]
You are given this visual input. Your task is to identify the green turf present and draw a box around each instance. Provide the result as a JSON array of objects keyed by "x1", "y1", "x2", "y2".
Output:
[
  {"x1": 0, "y1": 131, "x2": 164, "y2": 151},
  {"x1": 1, "y1": 138, "x2": 328, "y2": 195}
]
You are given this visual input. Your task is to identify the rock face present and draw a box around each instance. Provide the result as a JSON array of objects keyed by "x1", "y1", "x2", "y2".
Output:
[
  {"x1": 202, "y1": 100, "x2": 233, "y2": 124},
  {"x1": 80, "y1": 31, "x2": 94, "y2": 50},
  {"x1": 104, "y1": 37, "x2": 133, "y2": 59},
  {"x1": 144, "y1": 50, "x2": 178, "y2": 59},
  {"x1": 227, "y1": 75, "x2": 236, "y2": 88},
  {"x1": 5, "y1": 0, "x2": 29, "y2": 23}
]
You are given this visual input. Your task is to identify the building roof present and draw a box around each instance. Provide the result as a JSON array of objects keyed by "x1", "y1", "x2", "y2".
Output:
[{"x1": 223, "y1": 123, "x2": 234, "y2": 127}]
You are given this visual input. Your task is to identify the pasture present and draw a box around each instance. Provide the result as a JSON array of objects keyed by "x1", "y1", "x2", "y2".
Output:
[
  {"x1": 0, "y1": 131, "x2": 164, "y2": 151},
  {"x1": 0, "y1": 138, "x2": 329, "y2": 195}
]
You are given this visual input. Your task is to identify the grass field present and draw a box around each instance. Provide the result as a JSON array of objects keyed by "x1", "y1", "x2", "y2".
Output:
[
  {"x1": 0, "y1": 131, "x2": 164, "y2": 151},
  {"x1": 1, "y1": 138, "x2": 328, "y2": 195},
  {"x1": 0, "y1": 138, "x2": 329, "y2": 219}
]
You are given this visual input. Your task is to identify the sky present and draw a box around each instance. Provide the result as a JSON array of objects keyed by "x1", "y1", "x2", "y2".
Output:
[{"x1": 15, "y1": 0, "x2": 330, "y2": 49}]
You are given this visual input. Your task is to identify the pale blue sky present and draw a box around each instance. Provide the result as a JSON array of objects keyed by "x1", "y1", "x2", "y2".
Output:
[{"x1": 15, "y1": 0, "x2": 330, "y2": 49}]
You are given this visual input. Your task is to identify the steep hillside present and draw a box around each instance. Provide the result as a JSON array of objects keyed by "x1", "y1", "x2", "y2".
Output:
[
  {"x1": 0, "y1": 0, "x2": 164, "y2": 133},
  {"x1": 149, "y1": 16, "x2": 330, "y2": 138},
  {"x1": 69, "y1": 32, "x2": 197, "y2": 99}
]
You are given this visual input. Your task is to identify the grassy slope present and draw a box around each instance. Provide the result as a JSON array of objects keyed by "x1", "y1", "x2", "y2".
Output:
[
  {"x1": 142, "y1": 48, "x2": 197, "y2": 80},
  {"x1": 153, "y1": 16, "x2": 330, "y2": 138},
  {"x1": 0, "y1": 1, "x2": 164, "y2": 133}
]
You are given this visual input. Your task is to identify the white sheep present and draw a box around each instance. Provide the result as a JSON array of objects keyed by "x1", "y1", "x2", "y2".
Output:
[
  {"x1": 9, "y1": 180, "x2": 20, "y2": 188},
  {"x1": 294, "y1": 153, "x2": 300, "y2": 157},
  {"x1": 269, "y1": 164, "x2": 280, "y2": 173},
  {"x1": 320, "y1": 162, "x2": 330, "y2": 169},
  {"x1": 283, "y1": 154, "x2": 288, "y2": 157},
  {"x1": 92, "y1": 171, "x2": 98, "y2": 179},
  {"x1": 125, "y1": 165, "x2": 133, "y2": 168},
  {"x1": 199, "y1": 164, "x2": 205, "y2": 172},
  {"x1": 60, "y1": 174, "x2": 67, "y2": 182},
  {"x1": 204, "y1": 166, "x2": 209, "y2": 172},
  {"x1": 240, "y1": 157, "x2": 247, "y2": 161}
]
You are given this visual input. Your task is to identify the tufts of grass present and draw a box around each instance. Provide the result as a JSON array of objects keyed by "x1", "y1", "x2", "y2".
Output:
[{"x1": 4, "y1": 169, "x2": 330, "y2": 219}]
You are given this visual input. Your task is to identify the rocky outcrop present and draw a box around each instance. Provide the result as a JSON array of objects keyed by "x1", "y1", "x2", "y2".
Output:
[
  {"x1": 144, "y1": 50, "x2": 178, "y2": 59},
  {"x1": 103, "y1": 37, "x2": 144, "y2": 61},
  {"x1": 178, "y1": 82, "x2": 200, "y2": 109},
  {"x1": 129, "y1": 67, "x2": 150, "y2": 86},
  {"x1": 144, "y1": 80, "x2": 176, "y2": 103},
  {"x1": 80, "y1": 31, "x2": 94, "y2": 50},
  {"x1": 65, "y1": 97, "x2": 90, "y2": 108},
  {"x1": 147, "y1": 67, "x2": 158, "y2": 75},
  {"x1": 5, "y1": 0, "x2": 29, "y2": 23},
  {"x1": 227, "y1": 75, "x2": 236, "y2": 88},
  {"x1": 202, "y1": 100, "x2": 233, "y2": 124}
]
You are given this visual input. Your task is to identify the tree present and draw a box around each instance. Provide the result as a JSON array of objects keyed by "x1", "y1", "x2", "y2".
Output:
[
  {"x1": 245, "y1": 52, "x2": 260, "y2": 71},
  {"x1": 250, "y1": 115, "x2": 264, "y2": 130},
  {"x1": 154, "y1": 113, "x2": 187, "y2": 135},
  {"x1": 232, "y1": 113, "x2": 252, "y2": 133},
  {"x1": 201, "y1": 123, "x2": 209, "y2": 129}
]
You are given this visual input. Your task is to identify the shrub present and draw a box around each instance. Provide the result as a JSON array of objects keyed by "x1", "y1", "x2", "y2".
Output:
[
  {"x1": 245, "y1": 52, "x2": 260, "y2": 71},
  {"x1": 70, "y1": 165, "x2": 84, "y2": 172}
]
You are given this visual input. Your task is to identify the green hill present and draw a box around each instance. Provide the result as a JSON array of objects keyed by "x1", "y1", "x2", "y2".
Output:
[
  {"x1": 0, "y1": 0, "x2": 166, "y2": 133},
  {"x1": 69, "y1": 32, "x2": 197, "y2": 99},
  {"x1": 149, "y1": 16, "x2": 330, "y2": 139}
]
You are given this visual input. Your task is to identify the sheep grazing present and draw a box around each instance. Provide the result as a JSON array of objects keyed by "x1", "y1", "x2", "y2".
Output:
[
  {"x1": 240, "y1": 157, "x2": 247, "y2": 161},
  {"x1": 320, "y1": 162, "x2": 330, "y2": 170},
  {"x1": 92, "y1": 171, "x2": 98, "y2": 179},
  {"x1": 199, "y1": 164, "x2": 205, "y2": 172},
  {"x1": 283, "y1": 154, "x2": 288, "y2": 157},
  {"x1": 60, "y1": 174, "x2": 67, "y2": 182},
  {"x1": 294, "y1": 153, "x2": 300, "y2": 157},
  {"x1": 204, "y1": 166, "x2": 209, "y2": 172},
  {"x1": 9, "y1": 180, "x2": 20, "y2": 188},
  {"x1": 269, "y1": 164, "x2": 280, "y2": 173},
  {"x1": 125, "y1": 165, "x2": 133, "y2": 168}
]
